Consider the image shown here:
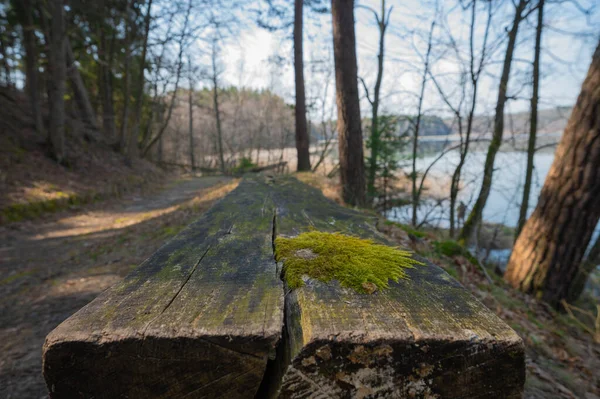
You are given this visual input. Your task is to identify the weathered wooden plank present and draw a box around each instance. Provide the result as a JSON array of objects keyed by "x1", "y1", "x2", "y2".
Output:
[
  {"x1": 266, "y1": 176, "x2": 525, "y2": 398},
  {"x1": 43, "y1": 179, "x2": 284, "y2": 398}
]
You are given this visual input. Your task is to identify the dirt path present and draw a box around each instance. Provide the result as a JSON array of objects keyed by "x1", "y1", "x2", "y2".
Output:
[{"x1": 0, "y1": 175, "x2": 233, "y2": 398}]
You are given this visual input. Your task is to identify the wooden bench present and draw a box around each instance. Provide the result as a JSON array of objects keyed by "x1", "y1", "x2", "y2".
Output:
[{"x1": 43, "y1": 176, "x2": 525, "y2": 398}]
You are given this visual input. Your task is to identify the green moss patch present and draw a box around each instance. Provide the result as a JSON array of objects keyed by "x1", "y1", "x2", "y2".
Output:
[
  {"x1": 275, "y1": 231, "x2": 422, "y2": 294},
  {"x1": 383, "y1": 220, "x2": 427, "y2": 238},
  {"x1": 433, "y1": 240, "x2": 479, "y2": 265}
]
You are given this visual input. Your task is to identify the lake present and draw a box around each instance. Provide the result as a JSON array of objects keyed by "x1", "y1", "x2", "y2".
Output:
[
  {"x1": 389, "y1": 149, "x2": 555, "y2": 228},
  {"x1": 389, "y1": 148, "x2": 599, "y2": 263}
]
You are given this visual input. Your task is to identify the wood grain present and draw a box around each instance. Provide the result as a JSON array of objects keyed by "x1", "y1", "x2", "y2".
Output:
[
  {"x1": 268, "y1": 176, "x2": 525, "y2": 398},
  {"x1": 43, "y1": 176, "x2": 524, "y2": 398},
  {"x1": 43, "y1": 179, "x2": 284, "y2": 398}
]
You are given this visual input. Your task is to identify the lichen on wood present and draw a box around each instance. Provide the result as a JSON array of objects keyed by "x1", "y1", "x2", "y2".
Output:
[{"x1": 275, "y1": 231, "x2": 422, "y2": 293}]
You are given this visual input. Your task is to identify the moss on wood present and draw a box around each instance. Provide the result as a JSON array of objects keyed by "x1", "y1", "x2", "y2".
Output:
[{"x1": 275, "y1": 231, "x2": 422, "y2": 293}]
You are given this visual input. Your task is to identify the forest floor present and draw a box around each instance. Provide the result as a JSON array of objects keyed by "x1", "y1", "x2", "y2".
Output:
[
  {"x1": 0, "y1": 175, "x2": 237, "y2": 398},
  {"x1": 1, "y1": 172, "x2": 598, "y2": 398}
]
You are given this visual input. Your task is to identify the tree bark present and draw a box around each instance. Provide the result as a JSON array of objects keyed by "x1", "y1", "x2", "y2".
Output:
[
  {"x1": 459, "y1": 0, "x2": 528, "y2": 242},
  {"x1": 504, "y1": 41, "x2": 600, "y2": 308},
  {"x1": 516, "y1": 0, "x2": 544, "y2": 238},
  {"x1": 332, "y1": 0, "x2": 366, "y2": 206},
  {"x1": 294, "y1": 0, "x2": 311, "y2": 171},
  {"x1": 19, "y1": 0, "x2": 44, "y2": 138},
  {"x1": 48, "y1": 0, "x2": 66, "y2": 163}
]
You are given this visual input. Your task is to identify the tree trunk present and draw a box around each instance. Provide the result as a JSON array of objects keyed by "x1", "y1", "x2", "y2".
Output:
[
  {"x1": 411, "y1": 21, "x2": 434, "y2": 226},
  {"x1": 48, "y1": 0, "x2": 66, "y2": 163},
  {"x1": 294, "y1": 0, "x2": 311, "y2": 171},
  {"x1": 98, "y1": 23, "x2": 117, "y2": 143},
  {"x1": 142, "y1": 0, "x2": 190, "y2": 157},
  {"x1": 129, "y1": 0, "x2": 153, "y2": 159},
  {"x1": 20, "y1": 0, "x2": 44, "y2": 138},
  {"x1": 367, "y1": 0, "x2": 389, "y2": 200},
  {"x1": 211, "y1": 41, "x2": 226, "y2": 173},
  {"x1": 567, "y1": 235, "x2": 600, "y2": 302},
  {"x1": 189, "y1": 84, "x2": 195, "y2": 170},
  {"x1": 504, "y1": 41, "x2": 600, "y2": 308},
  {"x1": 459, "y1": 0, "x2": 528, "y2": 242},
  {"x1": 119, "y1": 1, "x2": 133, "y2": 152},
  {"x1": 516, "y1": 0, "x2": 544, "y2": 238},
  {"x1": 66, "y1": 38, "x2": 99, "y2": 133},
  {"x1": 332, "y1": 0, "x2": 366, "y2": 206},
  {"x1": 449, "y1": 0, "x2": 491, "y2": 237}
]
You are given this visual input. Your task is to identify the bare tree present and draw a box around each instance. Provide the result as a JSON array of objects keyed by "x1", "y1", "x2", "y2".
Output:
[
  {"x1": 460, "y1": 0, "x2": 531, "y2": 242},
  {"x1": 428, "y1": 0, "x2": 493, "y2": 236},
  {"x1": 516, "y1": 0, "x2": 545, "y2": 237},
  {"x1": 410, "y1": 19, "x2": 435, "y2": 227},
  {"x1": 142, "y1": 0, "x2": 191, "y2": 156},
  {"x1": 332, "y1": 0, "x2": 366, "y2": 206},
  {"x1": 359, "y1": 0, "x2": 392, "y2": 199}
]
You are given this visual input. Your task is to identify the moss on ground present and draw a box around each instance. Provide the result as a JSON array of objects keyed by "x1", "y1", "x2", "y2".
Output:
[
  {"x1": 433, "y1": 239, "x2": 479, "y2": 265},
  {"x1": 275, "y1": 231, "x2": 422, "y2": 294},
  {"x1": 383, "y1": 220, "x2": 427, "y2": 238},
  {"x1": 1, "y1": 192, "x2": 100, "y2": 224}
]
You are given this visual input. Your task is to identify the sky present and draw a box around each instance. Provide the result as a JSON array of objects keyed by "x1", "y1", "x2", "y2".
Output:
[{"x1": 211, "y1": 0, "x2": 599, "y2": 122}]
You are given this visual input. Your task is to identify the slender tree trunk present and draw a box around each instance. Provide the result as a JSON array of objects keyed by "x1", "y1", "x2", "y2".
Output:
[
  {"x1": 129, "y1": 0, "x2": 153, "y2": 159},
  {"x1": 188, "y1": 81, "x2": 195, "y2": 170},
  {"x1": 294, "y1": 0, "x2": 311, "y2": 171},
  {"x1": 66, "y1": 38, "x2": 99, "y2": 133},
  {"x1": 211, "y1": 41, "x2": 226, "y2": 173},
  {"x1": 20, "y1": 0, "x2": 44, "y2": 138},
  {"x1": 119, "y1": 1, "x2": 133, "y2": 152},
  {"x1": 504, "y1": 41, "x2": 600, "y2": 308},
  {"x1": 567, "y1": 235, "x2": 600, "y2": 302},
  {"x1": 459, "y1": 0, "x2": 528, "y2": 242},
  {"x1": 332, "y1": 0, "x2": 366, "y2": 206},
  {"x1": 449, "y1": 0, "x2": 491, "y2": 237},
  {"x1": 516, "y1": 0, "x2": 544, "y2": 238},
  {"x1": 48, "y1": 0, "x2": 66, "y2": 163},
  {"x1": 98, "y1": 22, "x2": 117, "y2": 143},
  {"x1": 142, "y1": 0, "x2": 190, "y2": 156},
  {"x1": 411, "y1": 20, "x2": 435, "y2": 226},
  {"x1": 157, "y1": 133, "x2": 163, "y2": 163},
  {"x1": 367, "y1": 0, "x2": 389, "y2": 200}
]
